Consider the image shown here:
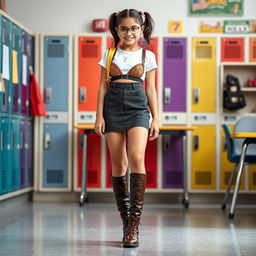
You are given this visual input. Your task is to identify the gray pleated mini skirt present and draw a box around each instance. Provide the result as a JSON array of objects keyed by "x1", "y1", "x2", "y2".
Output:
[{"x1": 103, "y1": 82, "x2": 150, "y2": 135}]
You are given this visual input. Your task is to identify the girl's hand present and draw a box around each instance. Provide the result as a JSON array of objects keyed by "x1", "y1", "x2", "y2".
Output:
[
  {"x1": 148, "y1": 120, "x2": 159, "y2": 141},
  {"x1": 94, "y1": 116, "x2": 105, "y2": 137}
]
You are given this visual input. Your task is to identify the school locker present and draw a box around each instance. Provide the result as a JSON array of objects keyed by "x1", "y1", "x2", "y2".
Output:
[
  {"x1": 248, "y1": 165, "x2": 256, "y2": 190},
  {"x1": 162, "y1": 134, "x2": 183, "y2": 188},
  {"x1": 191, "y1": 125, "x2": 216, "y2": 189},
  {"x1": 27, "y1": 34, "x2": 34, "y2": 115},
  {"x1": 43, "y1": 36, "x2": 69, "y2": 111},
  {"x1": 0, "y1": 116, "x2": 11, "y2": 194},
  {"x1": 249, "y1": 38, "x2": 256, "y2": 62},
  {"x1": 26, "y1": 119, "x2": 33, "y2": 187},
  {"x1": 1, "y1": 16, "x2": 12, "y2": 113},
  {"x1": 192, "y1": 38, "x2": 216, "y2": 113},
  {"x1": 163, "y1": 38, "x2": 186, "y2": 112},
  {"x1": 76, "y1": 129, "x2": 101, "y2": 188},
  {"x1": 78, "y1": 37, "x2": 101, "y2": 112},
  {"x1": 221, "y1": 38, "x2": 244, "y2": 62},
  {"x1": 220, "y1": 125, "x2": 245, "y2": 190},
  {"x1": 20, "y1": 119, "x2": 27, "y2": 188},
  {"x1": 43, "y1": 123, "x2": 68, "y2": 188},
  {"x1": 10, "y1": 118, "x2": 20, "y2": 191},
  {"x1": 11, "y1": 23, "x2": 21, "y2": 114},
  {"x1": 0, "y1": 14, "x2": 2, "y2": 109}
]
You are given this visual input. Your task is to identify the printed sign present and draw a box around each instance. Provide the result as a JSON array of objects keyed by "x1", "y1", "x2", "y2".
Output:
[
  {"x1": 169, "y1": 20, "x2": 183, "y2": 33},
  {"x1": 199, "y1": 20, "x2": 223, "y2": 33},
  {"x1": 189, "y1": 0, "x2": 243, "y2": 15},
  {"x1": 224, "y1": 20, "x2": 250, "y2": 34}
]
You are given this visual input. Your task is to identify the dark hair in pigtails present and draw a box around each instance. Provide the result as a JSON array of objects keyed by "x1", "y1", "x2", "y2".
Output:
[
  {"x1": 142, "y1": 12, "x2": 154, "y2": 45},
  {"x1": 109, "y1": 9, "x2": 154, "y2": 47},
  {"x1": 109, "y1": 12, "x2": 120, "y2": 47}
]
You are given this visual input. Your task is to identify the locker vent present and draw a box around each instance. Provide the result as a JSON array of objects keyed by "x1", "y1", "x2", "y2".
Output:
[
  {"x1": 46, "y1": 170, "x2": 64, "y2": 184},
  {"x1": 224, "y1": 46, "x2": 241, "y2": 59},
  {"x1": 253, "y1": 172, "x2": 256, "y2": 186},
  {"x1": 196, "y1": 46, "x2": 212, "y2": 59},
  {"x1": 253, "y1": 46, "x2": 256, "y2": 59},
  {"x1": 47, "y1": 44, "x2": 64, "y2": 58},
  {"x1": 12, "y1": 169, "x2": 18, "y2": 187},
  {"x1": 167, "y1": 45, "x2": 183, "y2": 59},
  {"x1": 147, "y1": 170, "x2": 154, "y2": 186},
  {"x1": 82, "y1": 45, "x2": 98, "y2": 58},
  {"x1": 88, "y1": 170, "x2": 97, "y2": 184},
  {"x1": 195, "y1": 171, "x2": 211, "y2": 185},
  {"x1": 1, "y1": 170, "x2": 7, "y2": 190},
  {"x1": 166, "y1": 171, "x2": 182, "y2": 185},
  {"x1": 225, "y1": 171, "x2": 236, "y2": 185}
]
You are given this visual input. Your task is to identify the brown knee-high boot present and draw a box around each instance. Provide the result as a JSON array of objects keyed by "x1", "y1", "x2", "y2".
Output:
[
  {"x1": 123, "y1": 173, "x2": 146, "y2": 248},
  {"x1": 111, "y1": 173, "x2": 130, "y2": 242}
]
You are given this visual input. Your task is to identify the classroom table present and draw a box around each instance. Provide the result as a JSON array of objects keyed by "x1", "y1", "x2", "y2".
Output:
[
  {"x1": 228, "y1": 132, "x2": 256, "y2": 219},
  {"x1": 74, "y1": 125, "x2": 196, "y2": 207}
]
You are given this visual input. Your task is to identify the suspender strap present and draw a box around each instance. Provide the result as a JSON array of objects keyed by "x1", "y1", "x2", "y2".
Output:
[
  {"x1": 110, "y1": 75, "x2": 143, "y2": 83},
  {"x1": 142, "y1": 49, "x2": 146, "y2": 64}
]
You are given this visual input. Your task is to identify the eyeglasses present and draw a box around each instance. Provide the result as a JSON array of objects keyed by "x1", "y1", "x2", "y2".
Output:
[{"x1": 118, "y1": 25, "x2": 141, "y2": 35}]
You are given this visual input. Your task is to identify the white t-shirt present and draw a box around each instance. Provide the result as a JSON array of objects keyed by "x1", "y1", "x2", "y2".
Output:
[{"x1": 98, "y1": 48, "x2": 158, "y2": 81}]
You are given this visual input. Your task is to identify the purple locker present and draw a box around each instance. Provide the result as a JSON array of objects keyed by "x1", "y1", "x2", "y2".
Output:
[
  {"x1": 163, "y1": 134, "x2": 183, "y2": 188},
  {"x1": 21, "y1": 31, "x2": 27, "y2": 115},
  {"x1": 20, "y1": 119, "x2": 26, "y2": 188},
  {"x1": 163, "y1": 38, "x2": 186, "y2": 112},
  {"x1": 27, "y1": 120, "x2": 33, "y2": 187}
]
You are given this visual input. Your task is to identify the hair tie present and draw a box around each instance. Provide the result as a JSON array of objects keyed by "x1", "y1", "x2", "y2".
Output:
[
  {"x1": 139, "y1": 11, "x2": 145, "y2": 16},
  {"x1": 115, "y1": 11, "x2": 121, "y2": 16}
]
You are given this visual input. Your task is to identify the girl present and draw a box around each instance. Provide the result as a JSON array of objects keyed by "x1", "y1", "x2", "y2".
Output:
[{"x1": 94, "y1": 9, "x2": 159, "y2": 248}]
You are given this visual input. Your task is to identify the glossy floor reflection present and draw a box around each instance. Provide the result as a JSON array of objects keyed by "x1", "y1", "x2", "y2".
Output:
[{"x1": 0, "y1": 202, "x2": 256, "y2": 256}]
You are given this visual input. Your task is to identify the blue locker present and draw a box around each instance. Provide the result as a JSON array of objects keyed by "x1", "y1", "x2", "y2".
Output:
[
  {"x1": 10, "y1": 117, "x2": 21, "y2": 191},
  {"x1": 43, "y1": 123, "x2": 68, "y2": 188},
  {"x1": 26, "y1": 34, "x2": 34, "y2": 115},
  {"x1": 20, "y1": 119, "x2": 27, "y2": 188},
  {"x1": 0, "y1": 116, "x2": 11, "y2": 194},
  {"x1": 21, "y1": 30, "x2": 28, "y2": 115},
  {"x1": 43, "y1": 36, "x2": 69, "y2": 111},
  {"x1": 11, "y1": 23, "x2": 22, "y2": 114},
  {"x1": 26, "y1": 119, "x2": 33, "y2": 187},
  {"x1": 1, "y1": 16, "x2": 12, "y2": 113}
]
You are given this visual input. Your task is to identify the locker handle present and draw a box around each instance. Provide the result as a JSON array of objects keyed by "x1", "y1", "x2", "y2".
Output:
[
  {"x1": 0, "y1": 131, "x2": 4, "y2": 150},
  {"x1": 193, "y1": 135, "x2": 199, "y2": 151},
  {"x1": 80, "y1": 87, "x2": 86, "y2": 103},
  {"x1": 44, "y1": 87, "x2": 52, "y2": 103},
  {"x1": 11, "y1": 132, "x2": 14, "y2": 150},
  {"x1": 44, "y1": 133, "x2": 51, "y2": 150},
  {"x1": 164, "y1": 88, "x2": 171, "y2": 104},
  {"x1": 193, "y1": 88, "x2": 200, "y2": 104},
  {"x1": 20, "y1": 131, "x2": 23, "y2": 149},
  {"x1": 163, "y1": 134, "x2": 171, "y2": 151}
]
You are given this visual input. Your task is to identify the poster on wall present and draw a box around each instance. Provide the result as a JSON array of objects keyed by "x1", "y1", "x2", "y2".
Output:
[
  {"x1": 224, "y1": 20, "x2": 250, "y2": 34},
  {"x1": 199, "y1": 20, "x2": 223, "y2": 33},
  {"x1": 169, "y1": 20, "x2": 183, "y2": 33},
  {"x1": 189, "y1": 0, "x2": 243, "y2": 15}
]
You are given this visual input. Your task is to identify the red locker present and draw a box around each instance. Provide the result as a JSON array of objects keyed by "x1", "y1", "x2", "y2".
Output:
[
  {"x1": 250, "y1": 38, "x2": 256, "y2": 62},
  {"x1": 221, "y1": 38, "x2": 244, "y2": 62},
  {"x1": 78, "y1": 37, "x2": 102, "y2": 111},
  {"x1": 105, "y1": 138, "x2": 157, "y2": 188},
  {"x1": 77, "y1": 130, "x2": 101, "y2": 188}
]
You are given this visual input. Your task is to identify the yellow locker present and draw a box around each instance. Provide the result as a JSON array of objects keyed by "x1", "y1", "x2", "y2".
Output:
[
  {"x1": 192, "y1": 38, "x2": 216, "y2": 113},
  {"x1": 220, "y1": 125, "x2": 245, "y2": 190},
  {"x1": 191, "y1": 125, "x2": 216, "y2": 189},
  {"x1": 248, "y1": 165, "x2": 256, "y2": 190}
]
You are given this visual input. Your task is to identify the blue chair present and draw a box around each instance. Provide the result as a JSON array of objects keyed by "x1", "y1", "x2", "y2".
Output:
[{"x1": 222, "y1": 116, "x2": 256, "y2": 218}]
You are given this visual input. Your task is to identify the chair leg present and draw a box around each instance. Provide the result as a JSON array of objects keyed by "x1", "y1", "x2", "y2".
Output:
[
  {"x1": 228, "y1": 141, "x2": 249, "y2": 219},
  {"x1": 221, "y1": 164, "x2": 238, "y2": 210}
]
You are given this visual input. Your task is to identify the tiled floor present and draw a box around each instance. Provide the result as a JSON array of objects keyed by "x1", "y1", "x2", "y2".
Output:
[{"x1": 0, "y1": 201, "x2": 256, "y2": 256}]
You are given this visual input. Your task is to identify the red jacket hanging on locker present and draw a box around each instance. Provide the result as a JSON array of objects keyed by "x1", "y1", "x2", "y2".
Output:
[{"x1": 29, "y1": 73, "x2": 46, "y2": 116}]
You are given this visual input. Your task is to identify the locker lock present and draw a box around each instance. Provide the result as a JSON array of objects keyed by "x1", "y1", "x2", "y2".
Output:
[
  {"x1": 164, "y1": 88, "x2": 171, "y2": 104},
  {"x1": 193, "y1": 135, "x2": 199, "y2": 151},
  {"x1": 44, "y1": 87, "x2": 52, "y2": 103},
  {"x1": 193, "y1": 88, "x2": 200, "y2": 104},
  {"x1": 80, "y1": 87, "x2": 86, "y2": 103},
  {"x1": 44, "y1": 133, "x2": 51, "y2": 150},
  {"x1": 163, "y1": 134, "x2": 171, "y2": 151}
]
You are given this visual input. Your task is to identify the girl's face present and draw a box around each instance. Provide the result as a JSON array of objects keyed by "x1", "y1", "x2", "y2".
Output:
[{"x1": 115, "y1": 17, "x2": 143, "y2": 47}]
